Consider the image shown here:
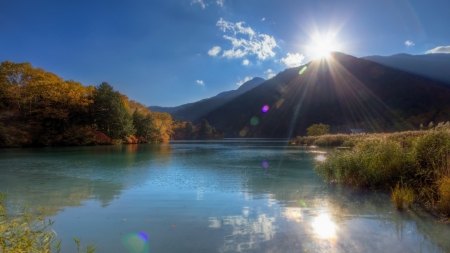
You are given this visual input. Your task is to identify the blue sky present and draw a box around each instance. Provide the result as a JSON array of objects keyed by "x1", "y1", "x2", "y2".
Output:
[{"x1": 1, "y1": 0, "x2": 450, "y2": 107}]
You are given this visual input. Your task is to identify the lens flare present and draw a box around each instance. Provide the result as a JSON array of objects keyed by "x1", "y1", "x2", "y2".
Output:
[
  {"x1": 239, "y1": 127, "x2": 248, "y2": 137},
  {"x1": 122, "y1": 232, "x2": 149, "y2": 253},
  {"x1": 250, "y1": 117, "x2": 259, "y2": 126},
  {"x1": 299, "y1": 66, "x2": 307, "y2": 75},
  {"x1": 276, "y1": 99, "x2": 285, "y2": 109},
  {"x1": 261, "y1": 105, "x2": 269, "y2": 113},
  {"x1": 262, "y1": 160, "x2": 269, "y2": 168}
]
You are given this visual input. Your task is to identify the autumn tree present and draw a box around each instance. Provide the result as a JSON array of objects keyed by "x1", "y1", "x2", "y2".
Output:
[
  {"x1": 307, "y1": 123, "x2": 330, "y2": 136},
  {"x1": 152, "y1": 112, "x2": 173, "y2": 141}
]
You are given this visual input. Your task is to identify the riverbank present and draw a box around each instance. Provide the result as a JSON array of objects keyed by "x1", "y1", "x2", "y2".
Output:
[{"x1": 293, "y1": 122, "x2": 450, "y2": 216}]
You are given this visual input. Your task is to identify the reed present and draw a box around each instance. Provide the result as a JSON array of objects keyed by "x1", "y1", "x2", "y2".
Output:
[
  {"x1": 313, "y1": 122, "x2": 450, "y2": 215},
  {"x1": 391, "y1": 182, "x2": 415, "y2": 210},
  {"x1": 0, "y1": 192, "x2": 96, "y2": 253}
]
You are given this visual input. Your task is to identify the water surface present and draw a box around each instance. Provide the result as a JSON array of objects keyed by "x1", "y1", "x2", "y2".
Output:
[{"x1": 1, "y1": 140, "x2": 450, "y2": 252}]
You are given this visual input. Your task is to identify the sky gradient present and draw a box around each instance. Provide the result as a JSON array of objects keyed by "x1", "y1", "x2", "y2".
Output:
[{"x1": 1, "y1": 0, "x2": 450, "y2": 106}]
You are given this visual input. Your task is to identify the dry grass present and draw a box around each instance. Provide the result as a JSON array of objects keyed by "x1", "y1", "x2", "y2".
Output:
[
  {"x1": 313, "y1": 122, "x2": 450, "y2": 215},
  {"x1": 391, "y1": 182, "x2": 415, "y2": 210}
]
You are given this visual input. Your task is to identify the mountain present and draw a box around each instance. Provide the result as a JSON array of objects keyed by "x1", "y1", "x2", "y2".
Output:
[
  {"x1": 148, "y1": 104, "x2": 189, "y2": 114},
  {"x1": 363, "y1": 53, "x2": 450, "y2": 84},
  {"x1": 149, "y1": 77, "x2": 265, "y2": 122},
  {"x1": 202, "y1": 52, "x2": 450, "y2": 138}
]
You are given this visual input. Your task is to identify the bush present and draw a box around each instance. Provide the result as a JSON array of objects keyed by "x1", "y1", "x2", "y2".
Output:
[
  {"x1": 93, "y1": 131, "x2": 111, "y2": 145},
  {"x1": 307, "y1": 123, "x2": 330, "y2": 136}
]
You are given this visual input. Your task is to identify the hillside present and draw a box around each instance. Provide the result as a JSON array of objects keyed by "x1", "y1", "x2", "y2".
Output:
[
  {"x1": 149, "y1": 77, "x2": 265, "y2": 123},
  {"x1": 202, "y1": 52, "x2": 450, "y2": 138},
  {"x1": 363, "y1": 53, "x2": 450, "y2": 84}
]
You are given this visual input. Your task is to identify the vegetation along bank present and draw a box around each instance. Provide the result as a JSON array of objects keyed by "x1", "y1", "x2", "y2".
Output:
[{"x1": 292, "y1": 122, "x2": 450, "y2": 216}]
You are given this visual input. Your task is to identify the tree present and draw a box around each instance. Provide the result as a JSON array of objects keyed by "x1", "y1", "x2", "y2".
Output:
[
  {"x1": 91, "y1": 82, "x2": 135, "y2": 139},
  {"x1": 132, "y1": 110, "x2": 159, "y2": 142},
  {"x1": 307, "y1": 123, "x2": 330, "y2": 136},
  {"x1": 152, "y1": 112, "x2": 172, "y2": 141},
  {"x1": 184, "y1": 122, "x2": 196, "y2": 140},
  {"x1": 198, "y1": 119, "x2": 212, "y2": 139}
]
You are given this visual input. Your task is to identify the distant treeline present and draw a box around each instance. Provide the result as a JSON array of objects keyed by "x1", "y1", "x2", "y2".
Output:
[
  {"x1": 172, "y1": 119, "x2": 223, "y2": 140},
  {"x1": 0, "y1": 61, "x2": 176, "y2": 147}
]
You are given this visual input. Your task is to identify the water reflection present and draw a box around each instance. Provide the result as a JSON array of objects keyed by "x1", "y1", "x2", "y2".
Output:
[
  {"x1": 315, "y1": 154, "x2": 326, "y2": 162},
  {"x1": 312, "y1": 213, "x2": 336, "y2": 239},
  {"x1": 283, "y1": 207, "x2": 303, "y2": 222},
  {"x1": 1, "y1": 141, "x2": 450, "y2": 252},
  {"x1": 209, "y1": 212, "x2": 277, "y2": 253}
]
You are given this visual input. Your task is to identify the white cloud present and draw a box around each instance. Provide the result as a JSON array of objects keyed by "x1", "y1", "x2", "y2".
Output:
[
  {"x1": 191, "y1": 0, "x2": 207, "y2": 9},
  {"x1": 261, "y1": 18, "x2": 265, "y2": 21},
  {"x1": 217, "y1": 0, "x2": 225, "y2": 7},
  {"x1": 208, "y1": 46, "x2": 222, "y2": 56},
  {"x1": 237, "y1": 76, "x2": 252, "y2": 86},
  {"x1": 280, "y1": 53, "x2": 305, "y2": 68},
  {"x1": 242, "y1": 59, "x2": 250, "y2": 66},
  {"x1": 214, "y1": 18, "x2": 278, "y2": 60},
  {"x1": 265, "y1": 69, "x2": 276, "y2": 79},
  {"x1": 426, "y1": 46, "x2": 450, "y2": 54},
  {"x1": 217, "y1": 18, "x2": 256, "y2": 37},
  {"x1": 405, "y1": 40, "x2": 415, "y2": 46},
  {"x1": 196, "y1": 80, "x2": 205, "y2": 85}
]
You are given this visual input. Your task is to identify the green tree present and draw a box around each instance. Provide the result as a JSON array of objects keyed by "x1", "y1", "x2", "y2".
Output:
[
  {"x1": 184, "y1": 121, "x2": 196, "y2": 140},
  {"x1": 307, "y1": 123, "x2": 330, "y2": 136},
  {"x1": 132, "y1": 110, "x2": 159, "y2": 142},
  {"x1": 198, "y1": 119, "x2": 212, "y2": 139},
  {"x1": 91, "y1": 82, "x2": 135, "y2": 139}
]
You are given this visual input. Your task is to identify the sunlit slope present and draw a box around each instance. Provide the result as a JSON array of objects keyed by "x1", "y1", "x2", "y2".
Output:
[{"x1": 203, "y1": 52, "x2": 450, "y2": 138}]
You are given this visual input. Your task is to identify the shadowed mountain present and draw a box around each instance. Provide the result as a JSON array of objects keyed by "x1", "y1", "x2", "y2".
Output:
[
  {"x1": 363, "y1": 53, "x2": 450, "y2": 84},
  {"x1": 149, "y1": 77, "x2": 265, "y2": 122},
  {"x1": 201, "y1": 52, "x2": 450, "y2": 138}
]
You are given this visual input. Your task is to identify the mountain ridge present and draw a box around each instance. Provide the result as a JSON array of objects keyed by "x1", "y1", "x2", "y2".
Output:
[
  {"x1": 362, "y1": 53, "x2": 450, "y2": 84},
  {"x1": 149, "y1": 77, "x2": 265, "y2": 122},
  {"x1": 201, "y1": 52, "x2": 450, "y2": 138}
]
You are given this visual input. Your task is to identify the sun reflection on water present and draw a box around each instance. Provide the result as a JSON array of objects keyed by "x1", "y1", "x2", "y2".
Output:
[
  {"x1": 313, "y1": 214, "x2": 337, "y2": 239},
  {"x1": 315, "y1": 154, "x2": 327, "y2": 162}
]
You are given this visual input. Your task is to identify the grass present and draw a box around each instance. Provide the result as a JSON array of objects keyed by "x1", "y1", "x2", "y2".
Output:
[
  {"x1": 391, "y1": 182, "x2": 415, "y2": 210},
  {"x1": 310, "y1": 122, "x2": 450, "y2": 215},
  {"x1": 0, "y1": 192, "x2": 97, "y2": 253}
]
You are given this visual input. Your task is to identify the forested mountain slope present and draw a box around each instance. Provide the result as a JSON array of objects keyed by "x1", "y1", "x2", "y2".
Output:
[
  {"x1": 150, "y1": 77, "x2": 265, "y2": 123},
  {"x1": 203, "y1": 53, "x2": 450, "y2": 137},
  {"x1": 363, "y1": 53, "x2": 450, "y2": 84}
]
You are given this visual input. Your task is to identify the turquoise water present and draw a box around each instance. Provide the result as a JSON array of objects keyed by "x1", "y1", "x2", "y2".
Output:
[{"x1": 1, "y1": 140, "x2": 450, "y2": 252}]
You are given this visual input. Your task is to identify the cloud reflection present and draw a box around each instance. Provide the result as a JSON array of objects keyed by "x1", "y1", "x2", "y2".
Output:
[{"x1": 209, "y1": 212, "x2": 277, "y2": 252}]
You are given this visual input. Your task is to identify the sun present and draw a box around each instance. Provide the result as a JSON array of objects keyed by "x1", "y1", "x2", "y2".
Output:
[{"x1": 308, "y1": 33, "x2": 340, "y2": 60}]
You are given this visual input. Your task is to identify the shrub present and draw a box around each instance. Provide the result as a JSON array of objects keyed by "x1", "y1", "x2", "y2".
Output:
[
  {"x1": 93, "y1": 131, "x2": 111, "y2": 145},
  {"x1": 307, "y1": 123, "x2": 330, "y2": 136}
]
